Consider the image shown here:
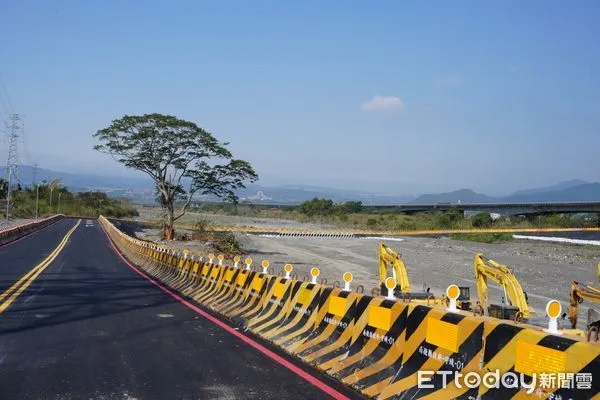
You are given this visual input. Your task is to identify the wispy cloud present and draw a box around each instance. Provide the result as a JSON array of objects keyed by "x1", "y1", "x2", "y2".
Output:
[
  {"x1": 507, "y1": 65, "x2": 518, "y2": 74},
  {"x1": 359, "y1": 96, "x2": 404, "y2": 112}
]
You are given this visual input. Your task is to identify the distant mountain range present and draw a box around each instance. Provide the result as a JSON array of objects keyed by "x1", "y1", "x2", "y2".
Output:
[
  {"x1": 1, "y1": 165, "x2": 598, "y2": 205},
  {"x1": 410, "y1": 180, "x2": 600, "y2": 204},
  {"x1": 0, "y1": 165, "x2": 151, "y2": 191}
]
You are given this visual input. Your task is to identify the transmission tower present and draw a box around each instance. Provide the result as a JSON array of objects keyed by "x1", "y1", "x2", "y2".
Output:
[{"x1": 5, "y1": 114, "x2": 22, "y2": 220}]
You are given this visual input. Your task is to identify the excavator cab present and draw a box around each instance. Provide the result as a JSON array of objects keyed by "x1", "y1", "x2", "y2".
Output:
[
  {"x1": 457, "y1": 286, "x2": 471, "y2": 310},
  {"x1": 378, "y1": 243, "x2": 437, "y2": 301},
  {"x1": 378, "y1": 243, "x2": 471, "y2": 310}
]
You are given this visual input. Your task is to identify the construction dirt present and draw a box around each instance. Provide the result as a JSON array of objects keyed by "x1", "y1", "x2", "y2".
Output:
[{"x1": 130, "y1": 212, "x2": 600, "y2": 328}]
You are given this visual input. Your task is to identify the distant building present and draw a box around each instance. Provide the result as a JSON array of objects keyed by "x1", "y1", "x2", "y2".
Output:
[{"x1": 243, "y1": 191, "x2": 272, "y2": 201}]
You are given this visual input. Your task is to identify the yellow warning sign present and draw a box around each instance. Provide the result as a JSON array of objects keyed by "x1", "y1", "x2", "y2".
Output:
[
  {"x1": 273, "y1": 282, "x2": 286, "y2": 298},
  {"x1": 515, "y1": 341, "x2": 567, "y2": 376},
  {"x1": 368, "y1": 306, "x2": 392, "y2": 331},
  {"x1": 328, "y1": 296, "x2": 346, "y2": 317},
  {"x1": 298, "y1": 288, "x2": 311, "y2": 306},
  {"x1": 252, "y1": 277, "x2": 264, "y2": 291},
  {"x1": 237, "y1": 272, "x2": 248, "y2": 286},
  {"x1": 225, "y1": 270, "x2": 234, "y2": 282},
  {"x1": 426, "y1": 318, "x2": 460, "y2": 353}
]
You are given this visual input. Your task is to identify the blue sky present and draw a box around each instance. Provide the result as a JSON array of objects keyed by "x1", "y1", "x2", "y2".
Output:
[{"x1": 0, "y1": 0, "x2": 598, "y2": 196}]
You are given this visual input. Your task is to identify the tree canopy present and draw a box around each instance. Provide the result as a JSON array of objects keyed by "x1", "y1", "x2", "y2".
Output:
[{"x1": 94, "y1": 113, "x2": 258, "y2": 239}]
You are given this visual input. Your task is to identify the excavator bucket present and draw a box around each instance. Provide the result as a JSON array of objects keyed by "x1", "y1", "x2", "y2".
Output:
[{"x1": 588, "y1": 307, "x2": 600, "y2": 329}]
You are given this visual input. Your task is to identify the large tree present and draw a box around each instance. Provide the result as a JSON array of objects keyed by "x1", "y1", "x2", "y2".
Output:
[{"x1": 93, "y1": 113, "x2": 258, "y2": 240}]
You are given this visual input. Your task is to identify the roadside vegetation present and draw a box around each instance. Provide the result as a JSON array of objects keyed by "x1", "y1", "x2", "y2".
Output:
[
  {"x1": 449, "y1": 233, "x2": 515, "y2": 243},
  {"x1": 7, "y1": 183, "x2": 138, "y2": 219},
  {"x1": 177, "y1": 198, "x2": 600, "y2": 231}
]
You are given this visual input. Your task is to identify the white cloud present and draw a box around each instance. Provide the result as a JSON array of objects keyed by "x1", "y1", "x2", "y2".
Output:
[{"x1": 360, "y1": 96, "x2": 404, "y2": 112}]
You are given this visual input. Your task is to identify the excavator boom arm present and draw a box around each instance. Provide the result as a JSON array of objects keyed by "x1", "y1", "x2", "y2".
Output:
[
  {"x1": 379, "y1": 243, "x2": 411, "y2": 292},
  {"x1": 474, "y1": 254, "x2": 531, "y2": 318},
  {"x1": 569, "y1": 281, "x2": 600, "y2": 329}
]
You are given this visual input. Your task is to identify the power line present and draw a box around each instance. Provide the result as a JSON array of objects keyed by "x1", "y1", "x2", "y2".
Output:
[
  {"x1": 0, "y1": 73, "x2": 15, "y2": 113},
  {"x1": 0, "y1": 73, "x2": 14, "y2": 135}
]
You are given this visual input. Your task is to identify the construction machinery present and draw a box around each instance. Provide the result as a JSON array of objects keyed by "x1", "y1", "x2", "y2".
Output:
[
  {"x1": 378, "y1": 243, "x2": 471, "y2": 310},
  {"x1": 567, "y1": 263, "x2": 600, "y2": 340},
  {"x1": 568, "y1": 282, "x2": 600, "y2": 329},
  {"x1": 473, "y1": 253, "x2": 533, "y2": 321}
]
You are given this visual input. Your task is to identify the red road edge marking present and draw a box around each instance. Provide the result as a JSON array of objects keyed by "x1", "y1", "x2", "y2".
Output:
[{"x1": 101, "y1": 226, "x2": 351, "y2": 400}]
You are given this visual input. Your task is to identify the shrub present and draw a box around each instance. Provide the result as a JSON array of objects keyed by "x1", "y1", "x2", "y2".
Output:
[
  {"x1": 472, "y1": 212, "x2": 493, "y2": 228},
  {"x1": 341, "y1": 201, "x2": 363, "y2": 213},
  {"x1": 366, "y1": 218, "x2": 378, "y2": 228},
  {"x1": 436, "y1": 210, "x2": 463, "y2": 229},
  {"x1": 194, "y1": 217, "x2": 212, "y2": 232},
  {"x1": 299, "y1": 198, "x2": 334, "y2": 216}
]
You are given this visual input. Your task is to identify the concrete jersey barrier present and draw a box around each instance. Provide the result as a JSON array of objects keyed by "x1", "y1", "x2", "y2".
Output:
[{"x1": 98, "y1": 215, "x2": 600, "y2": 400}]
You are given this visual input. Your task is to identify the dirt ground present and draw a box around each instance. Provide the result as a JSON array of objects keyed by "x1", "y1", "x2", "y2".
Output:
[
  {"x1": 134, "y1": 207, "x2": 338, "y2": 230},
  {"x1": 132, "y1": 212, "x2": 600, "y2": 328}
]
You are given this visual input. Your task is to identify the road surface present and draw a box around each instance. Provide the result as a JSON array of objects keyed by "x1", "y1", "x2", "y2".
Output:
[{"x1": 0, "y1": 218, "x2": 357, "y2": 400}]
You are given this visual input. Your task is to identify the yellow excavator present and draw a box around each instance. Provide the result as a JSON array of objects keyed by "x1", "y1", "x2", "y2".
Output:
[
  {"x1": 473, "y1": 253, "x2": 533, "y2": 322},
  {"x1": 378, "y1": 243, "x2": 471, "y2": 310},
  {"x1": 567, "y1": 262, "x2": 600, "y2": 340}
]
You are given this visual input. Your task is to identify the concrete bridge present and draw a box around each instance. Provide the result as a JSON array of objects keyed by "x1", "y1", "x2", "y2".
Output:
[
  {"x1": 376, "y1": 201, "x2": 600, "y2": 216},
  {"x1": 192, "y1": 200, "x2": 600, "y2": 216}
]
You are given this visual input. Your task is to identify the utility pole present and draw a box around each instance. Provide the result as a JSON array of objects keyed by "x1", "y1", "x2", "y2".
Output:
[
  {"x1": 35, "y1": 183, "x2": 40, "y2": 219},
  {"x1": 32, "y1": 162, "x2": 39, "y2": 187},
  {"x1": 4, "y1": 114, "x2": 22, "y2": 221}
]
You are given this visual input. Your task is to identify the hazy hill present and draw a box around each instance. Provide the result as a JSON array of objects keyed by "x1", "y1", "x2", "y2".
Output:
[
  {"x1": 2, "y1": 165, "x2": 596, "y2": 205},
  {"x1": 0, "y1": 165, "x2": 152, "y2": 191},
  {"x1": 505, "y1": 183, "x2": 600, "y2": 202},
  {"x1": 510, "y1": 179, "x2": 590, "y2": 197},
  {"x1": 410, "y1": 189, "x2": 497, "y2": 204},
  {"x1": 410, "y1": 183, "x2": 600, "y2": 204}
]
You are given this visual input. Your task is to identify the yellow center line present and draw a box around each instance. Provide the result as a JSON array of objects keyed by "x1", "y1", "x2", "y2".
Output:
[{"x1": 0, "y1": 219, "x2": 81, "y2": 314}]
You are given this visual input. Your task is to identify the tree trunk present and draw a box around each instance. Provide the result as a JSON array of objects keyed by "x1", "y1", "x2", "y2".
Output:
[
  {"x1": 163, "y1": 198, "x2": 175, "y2": 240},
  {"x1": 164, "y1": 224, "x2": 174, "y2": 241}
]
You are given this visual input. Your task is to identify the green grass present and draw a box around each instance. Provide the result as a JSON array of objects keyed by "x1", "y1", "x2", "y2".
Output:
[{"x1": 450, "y1": 233, "x2": 515, "y2": 243}]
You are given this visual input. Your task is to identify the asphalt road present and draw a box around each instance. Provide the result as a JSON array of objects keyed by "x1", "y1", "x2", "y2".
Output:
[
  {"x1": 0, "y1": 218, "x2": 76, "y2": 294},
  {"x1": 0, "y1": 218, "x2": 357, "y2": 400}
]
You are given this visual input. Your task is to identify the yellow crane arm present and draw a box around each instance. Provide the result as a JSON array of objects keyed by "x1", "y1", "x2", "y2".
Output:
[
  {"x1": 569, "y1": 281, "x2": 600, "y2": 329},
  {"x1": 473, "y1": 254, "x2": 532, "y2": 318},
  {"x1": 379, "y1": 243, "x2": 411, "y2": 292}
]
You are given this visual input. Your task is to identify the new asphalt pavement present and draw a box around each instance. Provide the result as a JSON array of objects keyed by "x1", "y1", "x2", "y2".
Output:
[{"x1": 0, "y1": 218, "x2": 358, "y2": 400}]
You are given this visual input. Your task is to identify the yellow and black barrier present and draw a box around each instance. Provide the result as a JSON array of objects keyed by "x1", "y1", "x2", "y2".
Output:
[
  {"x1": 478, "y1": 317, "x2": 599, "y2": 399},
  {"x1": 98, "y1": 216, "x2": 600, "y2": 400}
]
